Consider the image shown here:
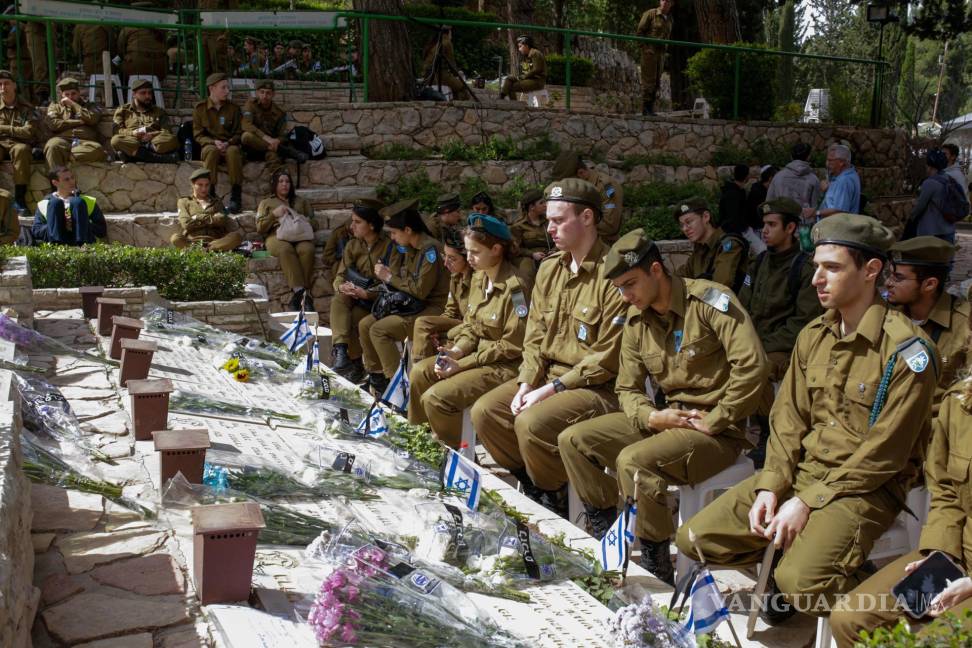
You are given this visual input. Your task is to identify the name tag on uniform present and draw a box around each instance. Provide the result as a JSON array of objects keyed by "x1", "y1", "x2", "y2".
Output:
[
  {"x1": 701, "y1": 287, "x2": 730, "y2": 313},
  {"x1": 219, "y1": 116, "x2": 225, "y2": 125},
  {"x1": 577, "y1": 323, "x2": 588, "y2": 342}
]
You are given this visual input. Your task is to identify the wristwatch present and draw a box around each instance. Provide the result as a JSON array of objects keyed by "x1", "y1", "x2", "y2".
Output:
[{"x1": 552, "y1": 378, "x2": 566, "y2": 393}]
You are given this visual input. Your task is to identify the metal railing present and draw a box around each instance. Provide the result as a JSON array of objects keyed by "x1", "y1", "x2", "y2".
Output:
[{"x1": 1, "y1": 3, "x2": 888, "y2": 123}]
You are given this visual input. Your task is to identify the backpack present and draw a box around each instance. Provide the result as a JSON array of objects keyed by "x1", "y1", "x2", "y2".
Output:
[
  {"x1": 749, "y1": 250, "x2": 808, "y2": 308},
  {"x1": 287, "y1": 126, "x2": 327, "y2": 160},
  {"x1": 929, "y1": 174, "x2": 970, "y2": 224},
  {"x1": 701, "y1": 233, "x2": 749, "y2": 294}
]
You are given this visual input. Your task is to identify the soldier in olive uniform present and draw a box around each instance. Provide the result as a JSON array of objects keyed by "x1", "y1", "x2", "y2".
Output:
[
  {"x1": 359, "y1": 200, "x2": 451, "y2": 394},
  {"x1": 117, "y1": 5, "x2": 167, "y2": 83},
  {"x1": 422, "y1": 26, "x2": 471, "y2": 101},
  {"x1": 193, "y1": 73, "x2": 243, "y2": 213},
  {"x1": 739, "y1": 198, "x2": 822, "y2": 468},
  {"x1": 552, "y1": 150, "x2": 624, "y2": 244},
  {"x1": 560, "y1": 229, "x2": 768, "y2": 584},
  {"x1": 677, "y1": 214, "x2": 939, "y2": 624},
  {"x1": 73, "y1": 25, "x2": 111, "y2": 77},
  {"x1": 470, "y1": 191, "x2": 495, "y2": 217},
  {"x1": 257, "y1": 168, "x2": 317, "y2": 311},
  {"x1": 322, "y1": 217, "x2": 353, "y2": 275},
  {"x1": 171, "y1": 168, "x2": 242, "y2": 251},
  {"x1": 0, "y1": 70, "x2": 37, "y2": 217},
  {"x1": 410, "y1": 226, "x2": 473, "y2": 364},
  {"x1": 44, "y1": 78, "x2": 108, "y2": 169},
  {"x1": 423, "y1": 192, "x2": 464, "y2": 242},
  {"x1": 830, "y1": 326, "x2": 972, "y2": 646},
  {"x1": 409, "y1": 215, "x2": 531, "y2": 448},
  {"x1": 636, "y1": 0, "x2": 674, "y2": 116},
  {"x1": 885, "y1": 236, "x2": 970, "y2": 408},
  {"x1": 199, "y1": 0, "x2": 238, "y2": 75},
  {"x1": 471, "y1": 179, "x2": 627, "y2": 516},
  {"x1": 330, "y1": 199, "x2": 393, "y2": 384},
  {"x1": 111, "y1": 78, "x2": 178, "y2": 162},
  {"x1": 674, "y1": 197, "x2": 748, "y2": 293},
  {"x1": 0, "y1": 188, "x2": 17, "y2": 245},
  {"x1": 511, "y1": 188, "x2": 551, "y2": 277},
  {"x1": 241, "y1": 79, "x2": 308, "y2": 169},
  {"x1": 24, "y1": 21, "x2": 49, "y2": 104},
  {"x1": 499, "y1": 35, "x2": 546, "y2": 100}
]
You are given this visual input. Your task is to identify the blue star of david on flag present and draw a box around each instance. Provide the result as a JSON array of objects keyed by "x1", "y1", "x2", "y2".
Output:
[
  {"x1": 443, "y1": 448, "x2": 480, "y2": 510},
  {"x1": 600, "y1": 501, "x2": 636, "y2": 571}
]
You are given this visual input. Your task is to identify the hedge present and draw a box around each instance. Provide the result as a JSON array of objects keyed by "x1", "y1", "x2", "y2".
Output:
[
  {"x1": 2, "y1": 244, "x2": 247, "y2": 302},
  {"x1": 686, "y1": 42, "x2": 777, "y2": 121},
  {"x1": 544, "y1": 55, "x2": 595, "y2": 87}
]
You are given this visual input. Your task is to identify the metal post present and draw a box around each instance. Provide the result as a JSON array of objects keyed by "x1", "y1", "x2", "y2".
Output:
[
  {"x1": 361, "y1": 17, "x2": 369, "y2": 103},
  {"x1": 564, "y1": 31, "x2": 572, "y2": 112},
  {"x1": 870, "y1": 22, "x2": 885, "y2": 127},
  {"x1": 45, "y1": 19, "x2": 55, "y2": 100},
  {"x1": 196, "y1": 25, "x2": 206, "y2": 99},
  {"x1": 732, "y1": 52, "x2": 740, "y2": 119}
]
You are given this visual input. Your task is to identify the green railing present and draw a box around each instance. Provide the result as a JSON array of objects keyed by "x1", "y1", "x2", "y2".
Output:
[{"x1": 0, "y1": 4, "x2": 887, "y2": 124}]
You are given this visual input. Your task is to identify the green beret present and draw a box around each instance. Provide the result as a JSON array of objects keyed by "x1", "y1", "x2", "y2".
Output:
[
  {"x1": 190, "y1": 168, "x2": 211, "y2": 182},
  {"x1": 889, "y1": 236, "x2": 955, "y2": 268},
  {"x1": 604, "y1": 228, "x2": 659, "y2": 279},
  {"x1": 520, "y1": 188, "x2": 543, "y2": 209},
  {"x1": 551, "y1": 150, "x2": 581, "y2": 180},
  {"x1": 354, "y1": 198, "x2": 386, "y2": 212},
  {"x1": 811, "y1": 213, "x2": 894, "y2": 256},
  {"x1": 544, "y1": 178, "x2": 601, "y2": 215},
  {"x1": 381, "y1": 197, "x2": 420, "y2": 221},
  {"x1": 205, "y1": 72, "x2": 227, "y2": 87},
  {"x1": 759, "y1": 197, "x2": 802, "y2": 220},
  {"x1": 254, "y1": 79, "x2": 275, "y2": 91},
  {"x1": 130, "y1": 78, "x2": 153, "y2": 92},
  {"x1": 672, "y1": 197, "x2": 710, "y2": 220},
  {"x1": 467, "y1": 212, "x2": 512, "y2": 241},
  {"x1": 436, "y1": 192, "x2": 461, "y2": 212},
  {"x1": 56, "y1": 77, "x2": 79, "y2": 92},
  {"x1": 0, "y1": 70, "x2": 13, "y2": 81}
]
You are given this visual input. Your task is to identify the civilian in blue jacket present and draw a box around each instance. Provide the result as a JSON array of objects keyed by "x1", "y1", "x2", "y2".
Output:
[{"x1": 31, "y1": 166, "x2": 106, "y2": 245}]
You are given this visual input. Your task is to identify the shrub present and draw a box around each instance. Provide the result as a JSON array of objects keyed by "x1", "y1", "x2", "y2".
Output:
[
  {"x1": 363, "y1": 143, "x2": 430, "y2": 160},
  {"x1": 772, "y1": 102, "x2": 805, "y2": 123},
  {"x1": 5, "y1": 243, "x2": 247, "y2": 302},
  {"x1": 622, "y1": 181, "x2": 718, "y2": 241},
  {"x1": 440, "y1": 134, "x2": 560, "y2": 162},
  {"x1": 709, "y1": 137, "x2": 793, "y2": 168},
  {"x1": 544, "y1": 54, "x2": 595, "y2": 87},
  {"x1": 377, "y1": 169, "x2": 443, "y2": 213},
  {"x1": 858, "y1": 611, "x2": 972, "y2": 646},
  {"x1": 686, "y1": 43, "x2": 777, "y2": 121},
  {"x1": 406, "y1": 4, "x2": 508, "y2": 80}
]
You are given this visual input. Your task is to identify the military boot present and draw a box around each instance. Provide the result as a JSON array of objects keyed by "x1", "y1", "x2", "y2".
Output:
[
  {"x1": 369, "y1": 372, "x2": 389, "y2": 396},
  {"x1": 13, "y1": 184, "x2": 28, "y2": 216},
  {"x1": 227, "y1": 184, "x2": 243, "y2": 214},
  {"x1": 583, "y1": 503, "x2": 617, "y2": 541},
  {"x1": 511, "y1": 468, "x2": 545, "y2": 502},
  {"x1": 539, "y1": 486, "x2": 569, "y2": 519},
  {"x1": 747, "y1": 415, "x2": 771, "y2": 470},
  {"x1": 343, "y1": 358, "x2": 366, "y2": 384},
  {"x1": 759, "y1": 551, "x2": 796, "y2": 625},
  {"x1": 331, "y1": 343, "x2": 352, "y2": 373},
  {"x1": 638, "y1": 539, "x2": 675, "y2": 586},
  {"x1": 288, "y1": 288, "x2": 305, "y2": 312}
]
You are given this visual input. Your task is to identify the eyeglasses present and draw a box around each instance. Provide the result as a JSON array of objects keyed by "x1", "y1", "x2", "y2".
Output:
[{"x1": 886, "y1": 272, "x2": 917, "y2": 284}]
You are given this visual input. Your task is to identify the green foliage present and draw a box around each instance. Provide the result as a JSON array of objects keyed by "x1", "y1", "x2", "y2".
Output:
[
  {"x1": 440, "y1": 134, "x2": 560, "y2": 162},
  {"x1": 710, "y1": 137, "x2": 793, "y2": 167},
  {"x1": 8, "y1": 243, "x2": 246, "y2": 302},
  {"x1": 377, "y1": 169, "x2": 443, "y2": 214},
  {"x1": 544, "y1": 55, "x2": 595, "y2": 87},
  {"x1": 622, "y1": 181, "x2": 716, "y2": 241},
  {"x1": 620, "y1": 152, "x2": 688, "y2": 171},
  {"x1": 406, "y1": 4, "x2": 508, "y2": 79},
  {"x1": 772, "y1": 102, "x2": 806, "y2": 123},
  {"x1": 686, "y1": 42, "x2": 777, "y2": 121},
  {"x1": 363, "y1": 143, "x2": 430, "y2": 160},
  {"x1": 858, "y1": 610, "x2": 972, "y2": 647},
  {"x1": 829, "y1": 83, "x2": 871, "y2": 127}
]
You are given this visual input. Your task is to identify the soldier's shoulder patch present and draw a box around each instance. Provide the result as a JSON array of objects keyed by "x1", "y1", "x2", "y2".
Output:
[
  {"x1": 605, "y1": 185, "x2": 616, "y2": 198},
  {"x1": 722, "y1": 238, "x2": 734, "y2": 252},
  {"x1": 898, "y1": 337, "x2": 932, "y2": 374},
  {"x1": 511, "y1": 287, "x2": 528, "y2": 318},
  {"x1": 425, "y1": 247, "x2": 438, "y2": 264},
  {"x1": 604, "y1": 203, "x2": 616, "y2": 210},
  {"x1": 743, "y1": 274, "x2": 752, "y2": 287},
  {"x1": 699, "y1": 286, "x2": 731, "y2": 313},
  {"x1": 611, "y1": 315, "x2": 626, "y2": 326}
]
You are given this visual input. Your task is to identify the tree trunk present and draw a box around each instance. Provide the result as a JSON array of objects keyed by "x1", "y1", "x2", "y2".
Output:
[
  {"x1": 694, "y1": 0, "x2": 741, "y2": 44},
  {"x1": 776, "y1": 0, "x2": 796, "y2": 102},
  {"x1": 354, "y1": 0, "x2": 415, "y2": 101}
]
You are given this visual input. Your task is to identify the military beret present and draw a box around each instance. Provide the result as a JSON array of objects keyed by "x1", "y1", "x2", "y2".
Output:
[
  {"x1": 811, "y1": 213, "x2": 894, "y2": 256},
  {"x1": 254, "y1": 79, "x2": 275, "y2": 91},
  {"x1": 759, "y1": 197, "x2": 802, "y2": 219},
  {"x1": 190, "y1": 168, "x2": 211, "y2": 182},
  {"x1": 604, "y1": 228, "x2": 659, "y2": 279},
  {"x1": 467, "y1": 212, "x2": 512, "y2": 241},
  {"x1": 436, "y1": 192, "x2": 461, "y2": 212},
  {"x1": 889, "y1": 236, "x2": 955, "y2": 268},
  {"x1": 0, "y1": 70, "x2": 15, "y2": 81},
  {"x1": 544, "y1": 178, "x2": 601, "y2": 215},
  {"x1": 470, "y1": 191, "x2": 494, "y2": 208},
  {"x1": 551, "y1": 150, "x2": 581, "y2": 180},
  {"x1": 352, "y1": 198, "x2": 385, "y2": 230},
  {"x1": 56, "y1": 77, "x2": 79, "y2": 92},
  {"x1": 442, "y1": 225, "x2": 467, "y2": 251},
  {"x1": 205, "y1": 72, "x2": 227, "y2": 87},
  {"x1": 520, "y1": 188, "x2": 543, "y2": 208},
  {"x1": 672, "y1": 197, "x2": 710, "y2": 219},
  {"x1": 382, "y1": 198, "x2": 421, "y2": 229},
  {"x1": 130, "y1": 78, "x2": 153, "y2": 92}
]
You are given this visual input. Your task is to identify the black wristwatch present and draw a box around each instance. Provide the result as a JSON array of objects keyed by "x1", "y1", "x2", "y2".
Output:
[{"x1": 552, "y1": 378, "x2": 566, "y2": 393}]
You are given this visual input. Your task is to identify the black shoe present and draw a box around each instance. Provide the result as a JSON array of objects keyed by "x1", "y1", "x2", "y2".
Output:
[
  {"x1": 638, "y1": 538, "x2": 675, "y2": 586},
  {"x1": 13, "y1": 184, "x2": 28, "y2": 217},
  {"x1": 304, "y1": 291, "x2": 315, "y2": 311},
  {"x1": 511, "y1": 468, "x2": 544, "y2": 500},
  {"x1": 343, "y1": 358, "x2": 366, "y2": 384},
  {"x1": 759, "y1": 576, "x2": 796, "y2": 625},
  {"x1": 288, "y1": 289, "x2": 305, "y2": 311},
  {"x1": 331, "y1": 343, "x2": 352, "y2": 373},
  {"x1": 227, "y1": 184, "x2": 243, "y2": 214},
  {"x1": 539, "y1": 486, "x2": 569, "y2": 518},
  {"x1": 747, "y1": 415, "x2": 770, "y2": 470},
  {"x1": 583, "y1": 503, "x2": 617, "y2": 541},
  {"x1": 369, "y1": 372, "x2": 389, "y2": 396},
  {"x1": 118, "y1": 151, "x2": 136, "y2": 163}
]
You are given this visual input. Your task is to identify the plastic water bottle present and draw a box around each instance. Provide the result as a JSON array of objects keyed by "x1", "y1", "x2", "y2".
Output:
[
  {"x1": 71, "y1": 136, "x2": 79, "y2": 149},
  {"x1": 183, "y1": 137, "x2": 193, "y2": 162}
]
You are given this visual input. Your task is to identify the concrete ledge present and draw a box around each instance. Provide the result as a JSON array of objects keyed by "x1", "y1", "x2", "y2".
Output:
[{"x1": 0, "y1": 257, "x2": 35, "y2": 327}]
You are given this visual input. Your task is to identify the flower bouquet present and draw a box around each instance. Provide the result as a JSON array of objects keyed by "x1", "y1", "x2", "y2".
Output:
[
  {"x1": 607, "y1": 597, "x2": 697, "y2": 648},
  {"x1": 203, "y1": 454, "x2": 380, "y2": 502},
  {"x1": 303, "y1": 528, "x2": 527, "y2": 648},
  {"x1": 0, "y1": 312, "x2": 112, "y2": 367},
  {"x1": 169, "y1": 388, "x2": 302, "y2": 424},
  {"x1": 305, "y1": 440, "x2": 439, "y2": 493}
]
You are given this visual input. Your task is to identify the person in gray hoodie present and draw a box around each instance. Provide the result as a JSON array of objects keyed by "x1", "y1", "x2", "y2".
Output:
[
  {"x1": 907, "y1": 149, "x2": 955, "y2": 244},
  {"x1": 766, "y1": 142, "x2": 821, "y2": 217}
]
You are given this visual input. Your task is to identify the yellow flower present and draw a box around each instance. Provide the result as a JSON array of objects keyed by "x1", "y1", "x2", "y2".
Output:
[
  {"x1": 234, "y1": 368, "x2": 250, "y2": 382},
  {"x1": 222, "y1": 358, "x2": 240, "y2": 372}
]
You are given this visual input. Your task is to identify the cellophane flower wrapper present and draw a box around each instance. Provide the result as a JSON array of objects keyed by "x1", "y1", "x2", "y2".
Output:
[
  {"x1": 301, "y1": 524, "x2": 527, "y2": 648},
  {"x1": 169, "y1": 388, "x2": 303, "y2": 424},
  {"x1": 304, "y1": 439, "x2": 437, "y2": 492},
  {"x1": 607, "y1": 596, "x2": 697, "y2": 648},
  {"x1": 0, "y1": 312, "x2": 112, "y2": 367}
]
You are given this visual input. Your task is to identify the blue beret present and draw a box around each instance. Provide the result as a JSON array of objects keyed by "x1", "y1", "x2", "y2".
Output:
[{"x1": 467, "y1": 212, "x2": 511, "y2": 241}]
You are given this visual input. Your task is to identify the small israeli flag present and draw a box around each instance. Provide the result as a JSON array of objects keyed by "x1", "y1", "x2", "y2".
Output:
[
  {"x1": 379, "y1": 344, "x2": 410, "y2": 414},
  {"x1": 443, "y1": 448, "x2": 480, "y2": 510},
  {"x1": 280, "y1": 307, "x2": 313, "y2": 353},
  {"x1": 684, "y1": 568, "x2": 730, "y2": 635},
  {"x1": 355, "y1": 404, "x2": 389, "y2": 437},
  {"x1": 600, "y1": 501, "x2": 636, "y2": 571}
]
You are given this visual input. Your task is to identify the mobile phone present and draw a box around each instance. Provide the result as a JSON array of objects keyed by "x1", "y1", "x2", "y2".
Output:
[
  {"x1": 891, "y1": 551, "x2": 965, "y2": 619},
  {"x1": 435, "y1": 351, "x2": 448, "y2": 369}
]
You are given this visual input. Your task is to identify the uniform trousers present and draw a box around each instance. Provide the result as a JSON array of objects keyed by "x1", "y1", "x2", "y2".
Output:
[
  {"x1": 411, "y1": 314, "x2": 461, "y2": 362},
  {"x1": 44, "y1": 138, "x2": 107, "y2": 169},
  {"x1": 359, "y1": 304, "x2": 444, "y2": 377}
]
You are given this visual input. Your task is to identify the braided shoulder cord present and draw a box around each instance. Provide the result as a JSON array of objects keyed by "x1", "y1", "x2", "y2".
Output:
[{"x1": 869, "y1": 354, "x2": 897, "y2": 428}]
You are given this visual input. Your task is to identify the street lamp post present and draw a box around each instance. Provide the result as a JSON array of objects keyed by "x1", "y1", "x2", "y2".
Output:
[{"x1": 867, "y1": 3, "x2": 899, "y2": 127}]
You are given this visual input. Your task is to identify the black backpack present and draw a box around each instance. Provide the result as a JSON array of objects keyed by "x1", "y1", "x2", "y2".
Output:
[
  {"x1": 287, "y1": 126, "x2": 327, "y2": 160},
  {"x1": 176, "y1": 121, "x2": 201, "y2": 161}
]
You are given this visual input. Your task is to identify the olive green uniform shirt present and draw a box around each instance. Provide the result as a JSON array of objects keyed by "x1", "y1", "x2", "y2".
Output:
[
  {"x1": 919, "y1": 292, "x2": 970, "y2": 398},
  {"x1": 192, "y1": 98, "x2": 242, "y2": 146},
  {"x1": 637, "y1": 7, "x2": 673, "y2": 41},
  {"x1": 332, "y1": 233, "x2": 396, "y2": 300},
  {"x1": 241, "y1": 98, "x2": 287, "y2": 140},
  {"x1": 322, "y1": 220, "x2": 352, "y2": 272},
  {"x1": 520, "y1": 49, "x2": 546, "y2": 82},
  {"x1": 45, "y1": 99, "x2": 101, "y2": 141},
  {"x1": 0, "y1": 97, "x2": 37, "y2": 146},
  {"x1": 587, "y1": 169, "x2": 624, "y2": 243},
  {"x1": 117, "y1": 27, "x2": 166, "y2": 59},
  {"x1": 451, "y1": 262, "x2": 530, "y2": 370},
  {"x1": 112, "y1": 102, "x2": 170, "y2": 137},
  {"x1": 443, "y1": 268, "x2": 474, "y2": 320},
  {"x1": 616, "y1": 277, "x2": 768, "y2": 440},
  {"x1": 676, "y1": 227, "x2": 746, "y2": 291},
  {"x1": 511, "y1": 215, "x2": 551, "y2": 256},
  {"x1": 756, "y1": 300, "x2": 940, "y2": 510},
  {"x1": 255, "y1": 195, "x2": 314, "y2": 236},
  {"x1": 177, "y1": 196, "x2": 231, "y2": 243},
  {"x1": 517, "y1": 238, "x2": 627, "y2": 390},
  {"x1": 738, "y1": 245, "x2": 822, "y2": 355},
  {"x1": 387, "y1": 233, "x2": 450, "y2": 307}
]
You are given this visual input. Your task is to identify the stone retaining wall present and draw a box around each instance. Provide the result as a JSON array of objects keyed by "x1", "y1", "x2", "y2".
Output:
[{"x1": 0, "y1": 257, "x2": 35, "y2": 328}]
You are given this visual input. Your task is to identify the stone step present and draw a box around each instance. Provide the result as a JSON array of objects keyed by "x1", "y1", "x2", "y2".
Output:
[{"x1": 297, "y1": 186, "x2": 377, "y2": 209}]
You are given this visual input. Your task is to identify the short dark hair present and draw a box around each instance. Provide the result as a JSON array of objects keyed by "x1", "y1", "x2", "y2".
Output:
[
  {"x1": 733, "y1": 164, "x2": 749, "y2": 182},
  {"x1": 897, "y1": 262, "x2": 950, "y2": 297},
  {"x1": 516, "y1": 35, "x2": 534, "y2": 48},
  {"x1": 791, "y1": 142, "x2": 811, "y2": 161},
  {"x1": 48, "y1": 165, "x2": 71, "y2": 186},
  {"x1": 765, "y1": 209, "x2": 800, "y2": 229},
  {"x1": 846, "y1": 247, "x2": 886, "y2": 272},
  {"x1": 943, "y1": 143, "x2": 959, "y2": 159},
  {"x1": 760, "y1": 165, "x2": 779, "y2": 183},
  {"x1": 640, "y1": 243, "x2": 669, "y2": 276}
]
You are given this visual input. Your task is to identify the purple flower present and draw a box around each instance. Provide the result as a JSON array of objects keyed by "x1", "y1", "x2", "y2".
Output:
[{"x1": 340, "y1": 622, "x2": 357, "y2": 643}]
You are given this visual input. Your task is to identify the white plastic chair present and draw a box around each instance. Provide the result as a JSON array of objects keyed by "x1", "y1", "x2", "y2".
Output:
[
  {"x1": 518, "y1": 88, "x2": 549, "y2": 108},
  {"x1": 87, "y1": 74, "x2": 124, "y2": 106},
  {"x1": 126, "y1": 74, "x2": 165, "y2": 108}
]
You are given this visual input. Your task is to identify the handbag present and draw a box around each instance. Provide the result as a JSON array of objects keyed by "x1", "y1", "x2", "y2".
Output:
[
  {"x1": 275, "y1": 207, "x2": 314, "y2": 243},
  {"x1": 371, "y1": 286, "x2": 424, "y2": 320}
]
